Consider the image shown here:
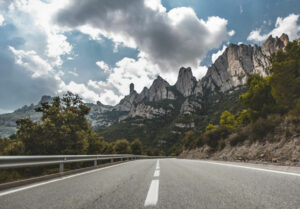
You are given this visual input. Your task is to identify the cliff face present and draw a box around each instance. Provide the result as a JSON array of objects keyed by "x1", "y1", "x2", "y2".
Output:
[
  {"x1": 201, "y1": 34, "x2": 288, "y2": 94},
  {"x1": 175, "y1": 67, "x2": 197, "y2": 97}
]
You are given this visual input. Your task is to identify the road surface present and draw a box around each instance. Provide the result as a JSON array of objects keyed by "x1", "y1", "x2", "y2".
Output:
[{"x1": 0, "y1": 159, "x2": 299, "y2": 209}]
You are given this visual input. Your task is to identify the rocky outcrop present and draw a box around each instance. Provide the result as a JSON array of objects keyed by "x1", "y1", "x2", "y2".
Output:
[
  {"x1": 262, "y1": 34, "x2": 289, "y2": 57},
  {"x1": 193, "y1": 80, "x2": 203, "y2": 96},
  {"x1": 148, "y1": 76, "x2": 175, "y2": 101},
  {"x1": 114, "y1": 84, "x2": 138, "y2": 111},
  {"x1": 175, "y1": 67, "x2": 197, "y2": 97},
  {"x1": 0, "y1": 34, "x2": 295, "y2": 137},
  {"x1": 202, "y1": 35, "x2": 288, "y2": 94},
  {"x1": 126, "y1": 103, "x2": 172, "y2": 119},
  {"x1": 180, "y1": 98, "x2": 202, "y2": 115}
]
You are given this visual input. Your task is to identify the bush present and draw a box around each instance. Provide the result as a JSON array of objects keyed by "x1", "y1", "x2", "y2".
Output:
[
  {"x1": 203, "y1": 126, "x2": 232, "y2": 149},
  {"x1": 113, "y1": 139, "x2": 131, "y2": 154},
  {"x1": 183, "y1": 130, "x2": 198, "y2": 150},
  {"x1": 229, "y1": 126, "x2": 251, "y2": 146},
  {"x1": 251, "y1": 114, "x2": 282, "y2": 141}
]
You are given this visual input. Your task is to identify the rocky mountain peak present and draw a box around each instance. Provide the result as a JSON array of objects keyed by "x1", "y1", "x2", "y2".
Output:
[
  {"x1": 175, "y1": 67, "x2": 197, "y2": 97},
  {"x1": 130, "y1": 83, "x2": 135, "y2": 94},
  {"x1": 39, "y1": 95, "x2": 53, "y2": 104},
  {"x1": 148, "y1": 76, "x2": 175, "y2": 101},
  {"x1": 280, "y1": 33, "x2": 289, "y2": 46},
  {"x1": 262, "y1": 34, "x2": 288, "y2": 57}
]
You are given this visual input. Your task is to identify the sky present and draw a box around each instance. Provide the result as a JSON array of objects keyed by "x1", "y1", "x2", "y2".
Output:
[{"x1": 0, "y1": 0, "x2": 300, "y2": 113}]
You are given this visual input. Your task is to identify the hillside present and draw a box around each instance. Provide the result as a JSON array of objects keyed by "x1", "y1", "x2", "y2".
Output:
[{"x1": 0, "y1": 33, "x2": 295, "y2": 155}]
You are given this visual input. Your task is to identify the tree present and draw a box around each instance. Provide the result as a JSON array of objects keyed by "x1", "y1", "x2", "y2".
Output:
[
  {"x1": 205, "y1": 123, "x2": 215, "y2": 132},
  {"x1": 113, "y1": 139, "x2": 131, "y2": 154},
  {"x1": 130, "y1": 138, "x2": 143, "y2": 155},
  {"x1": 16, "y1": 92, "x2": 95, "y2": 155},
  {"x1": 270, "y1": 41, "x2": 300, "y2": 112},
  {"x1": 235, "y1": 109, "x2": 251, "y2": 127},
  {"x1": 88, "y1": 135, "x2": 107, "y2": 154},
  {"x1": 183, "y1": 130, "x2": 197, "y2": 150},
  {"x1": 220, "y1": 110, "x2": 236, "y2": 130},
  {"x1": 239, "y1": 74, "x2": 277, "y2": 119}
]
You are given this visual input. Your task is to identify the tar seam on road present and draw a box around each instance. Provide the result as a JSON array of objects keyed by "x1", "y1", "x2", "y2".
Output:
[
  {"x1": 144, "y1": 160, "x2": 160, "y2": 207},
  {"x1": 0, "y1": 161, "x2": 134, "y2": 197},
  {"x1": 185, "y1": 159, "x2": 300, "y2": 177}
]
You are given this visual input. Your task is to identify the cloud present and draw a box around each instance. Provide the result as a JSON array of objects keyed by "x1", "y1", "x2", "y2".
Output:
[
  {"x1": 55, "y1": 0, "x2": 230, "y2": 72},
  {"x1": 0, "y1": 14, "x2": 4, "y2": 26},
  {"x1": 96, "y1": 61, "x2": 110, "y2": 72},
  {"x1": 211, "y1": 45, "x2": 227, "y2": 63},
  {"x1": 247, "y1": 14, "x2": 300, "y2": 42},
  {"x1": 4, "y1": 0, "x2": 72, "y2": 66},
  {"x1": 8, "y1": 46, "x2": 101, "y2": 105},
  {"x1": 9, "y1": 46, "x2": 54, "y2": 78},
  {"x1": 228, "y1": 30, "x2": 235, "y2": 37}
]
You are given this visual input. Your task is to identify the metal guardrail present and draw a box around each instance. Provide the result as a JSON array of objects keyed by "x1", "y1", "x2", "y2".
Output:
[{"x1": 0, "y1": 154, "x2": 161, "y2": 173}]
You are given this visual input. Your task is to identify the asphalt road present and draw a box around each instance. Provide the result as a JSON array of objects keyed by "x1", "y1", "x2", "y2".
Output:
[{"x1": 0, "y1": 159, "x2": 299, "y2": 209}]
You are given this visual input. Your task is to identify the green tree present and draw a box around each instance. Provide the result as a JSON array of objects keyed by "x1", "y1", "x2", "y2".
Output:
[
  {"x1": 183, "y1": 130, "x2": 197, "y2": 150},
  {"x1": 130, "y1": 138, "x2": 143, "y2": 155},
  {"x1": 205, "y1": 123, "x2": 215, "y2": 132},
  {"x1": 235, "y1": 109, "x2": 251, "y2": 127},
  {"x1": 239, "y1": 74, "x2": 277, "y2": 119},
  {"x1": 220, "y1": 110, "x2": 236, "y2": 129},
  {"x1": 270, "y1": 41, "x2": 300, "y2": 112},
  {"x1": 16, "y1": 92, "x2": 95, "y2": 155},
  {"x1": 113, "y1": 139, "x2": 131, "y2": 154}
]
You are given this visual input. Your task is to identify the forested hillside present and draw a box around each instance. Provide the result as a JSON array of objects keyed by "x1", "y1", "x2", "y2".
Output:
[{"x1": 181, "y1": 41, "x2": 300, "y2": 164}]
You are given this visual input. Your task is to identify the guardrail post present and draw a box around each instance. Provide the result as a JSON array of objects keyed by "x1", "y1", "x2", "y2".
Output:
[
  {"x1": 94, "y1": 160, "x2": 97, "y2": 166},
  {"x1": 59, "y1": 163, "x2": 64, "y2": 173},
  {"x1": 111, "y1": 158, "x2": 113, "y2": 163}
]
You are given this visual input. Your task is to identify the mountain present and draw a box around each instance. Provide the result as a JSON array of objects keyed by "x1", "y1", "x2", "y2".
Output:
[{"x1": 0, "y1": 34, "x2": 291, "y2": 153}]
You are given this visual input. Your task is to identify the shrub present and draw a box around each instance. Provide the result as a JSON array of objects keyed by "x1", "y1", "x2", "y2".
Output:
[
  {"x1": 251, "y1": 114, "x2": 282, "y2": 141},
  {"x1": 229, "y1": 126, "x2": 251, "y2": 146}
]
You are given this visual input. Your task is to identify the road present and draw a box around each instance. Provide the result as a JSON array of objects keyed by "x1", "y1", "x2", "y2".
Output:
[{"x1": 0, "y1": 159, "x2": 299, "y2": 209}]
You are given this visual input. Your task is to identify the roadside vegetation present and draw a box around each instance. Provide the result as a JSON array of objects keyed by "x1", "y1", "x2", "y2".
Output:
[
  {"x1": 183, "y1": 41, "x2": 300, "y2": 153},
  {"x1": 0, "y1": 92, "x2": 144, "y2": 183}
]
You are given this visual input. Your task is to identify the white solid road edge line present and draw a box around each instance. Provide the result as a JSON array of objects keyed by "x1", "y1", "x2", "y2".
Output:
[
  {"x1": 144, "y1": 179, "x2": 159, "y2": 207},
  {"x1": 0, "y1": 160, "x2": 135, "y2": 197},
  {"x1": 154, "y1": 170, "x2": 160, "y2": 177},
  {"x1": 185, "y1": 159, "x2": 300, "y2": 177}
]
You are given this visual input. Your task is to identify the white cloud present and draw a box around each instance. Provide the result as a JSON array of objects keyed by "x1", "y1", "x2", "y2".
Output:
[
  {"x1": 67, "y1": 70, "x2": 78, "y2": 77},
  {"x1": 0, "y1": 14, "x2": 4, "y2": 26},
  {"x1": 211, "y1": 45, "x2": 227, "y2": 63},
  {"x1": 96, "y1": 61, "x2": 111, "y2": 72},
  {"x1": 77, "y1": 24, "x2": 102, "y2": 41},
  {"x1": 228, "y1": 30, "x2": 235, "y2": 37},
  {"x1": 5, "y1": 0, "x2": 72, "y2": 66},
  {"x1": 192, "y1": 66, "x2": 208, "y2": 80},
  {"x1": 247, "y1": 14, "x2": 300, "y2": 42},
  {"x1": 56, "y1": 0, "x2": 231, "y2": 72},
  {"x1": 59, "y1": 81, "x2": 101, "y2": 102},
  {"x1": 9, "y1": 46, "x2": 53, "y2": 78}
]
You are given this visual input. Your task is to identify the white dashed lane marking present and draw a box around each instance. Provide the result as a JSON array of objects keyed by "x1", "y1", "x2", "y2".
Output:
[{"x1": 144, "y1": 160, "x2": 160, "y2": 207}]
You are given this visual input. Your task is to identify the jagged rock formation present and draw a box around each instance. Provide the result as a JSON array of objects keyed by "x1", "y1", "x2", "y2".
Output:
[
  {"x1": 114, "y1": 84, "x2": 138, "y2": 112},
  {"x1": 175, "y1": 67, "x2": 197, "y2": 97},
  {"x1": 202, "y1": 35, "x2": 288, "y2": 94},
  {"x1": 262, "y1": 34, "x2": 289, "y2": 57},
  {"x1": 148, "y1": 76, "x2": 175, "y2": 101},
  {"x1": 180, "y1": 98, "x2": 203, "y2": 115},
  {"x1": 0, "y1": 34, "x2": 294, "y2": 138},
  {"x1": 127, "y1": 103, "x2": 173, "y2": 119}
]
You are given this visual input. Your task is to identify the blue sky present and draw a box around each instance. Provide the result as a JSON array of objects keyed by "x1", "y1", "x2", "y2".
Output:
[{"x1": 0, "y1": 0, "x2": 299, "y2": 113}]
